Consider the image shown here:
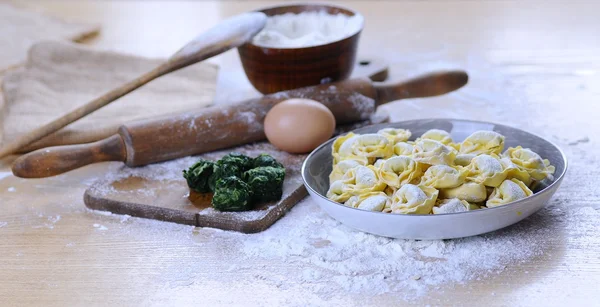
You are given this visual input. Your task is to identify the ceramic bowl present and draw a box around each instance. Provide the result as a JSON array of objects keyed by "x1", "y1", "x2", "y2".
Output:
[
  {"x1": 237, "y1": 4, "x2": 364, "y2": 94},
  {"x1": 301, "y1": 118, "x2": 567, "y2": 240}
]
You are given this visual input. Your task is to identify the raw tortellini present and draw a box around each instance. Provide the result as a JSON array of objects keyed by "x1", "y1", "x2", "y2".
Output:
[
  {"x1": 334, "y1": 132, "x2": 393, "y2": 165},
  {"x1": 379, "y1": 156, "x2": 422, "y2": 188},
  {"x1": 326, "y1": 165, "x2": 386, "y2": 203},
  {"x1": 393, "y1": 142, "x2": 414, "y2": 156},
  {"x1": 345, "y1": 192, "x2": 391, "y2": 212},
  {"x1": 460, "y1": 131, "x2": 505, "y2": 155},
  {"x1": 419, "y1": 129, "x2": 454, "y2": 146},
  {"x1": 329, "y1": 159, "x2": 364, "y2": 182},
  {"x1": 341, "y1": 165, "x2": 386, "y2": 194},
  {"x1": 378, "y1": 128, "x2": 411, "y2": 143},
  {"x1": 439, "y1": 181, "x2": 488, "y2": 203},
  {"x1": 498, "y1": 156, "x2": 533, "y2": 185},
  {"x1": 327, "y1": 128, "x2": 555, "y2": 214},
  {"x1": 389, "y1": 184, "x2": 438, "y2": 214},
  {"x1": 326, "y1": 179, "x2": 352, "y2": 203},
  {"x1": 332, "y1": 132, "x2": 363, "y2": 164},
  {"x1": 432, "y1": 198, "x2": 470, "y2": 214},
  {"x1": 420, "y1": 165, "x2": 466, "y2": 189},
  {"x1": 465, "y1": 154, "x2": 507, "y2": 187},
  {"x1": 413, "y1": 139, "x2": 457, "y2": 166},
  {"x1": 487, "y1": 179, "x2": 533, "y2": 208},
  {"x1": 454, "y1": 153, "x2": 476, "y2": 166},
  {"x1": 503, "y1": 146, "x2": 555, "y2": 181}
]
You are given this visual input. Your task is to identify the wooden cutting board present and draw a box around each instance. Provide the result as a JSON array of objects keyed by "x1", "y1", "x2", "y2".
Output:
[
  {"x1": 83, "y1": 58, "x2": 389, "y2": 233},
  {"x1": 84, "y1": 116, "x2": 388, "y2": 233}
]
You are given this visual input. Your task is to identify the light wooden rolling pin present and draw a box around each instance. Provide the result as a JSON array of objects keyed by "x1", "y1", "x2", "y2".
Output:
[{"x1": 11, "y1": 71, "x2": 468, "y2": 178}]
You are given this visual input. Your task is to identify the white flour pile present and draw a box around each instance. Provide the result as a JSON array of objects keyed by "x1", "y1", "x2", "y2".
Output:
[{"x1": 252, "y1": 11, "x2": 363, "y2": 48}]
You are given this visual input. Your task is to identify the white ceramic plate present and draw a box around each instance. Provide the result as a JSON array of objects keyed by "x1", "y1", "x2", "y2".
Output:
[{"x1": 301, "y1": 118, "x2": 567, "y2": 240}]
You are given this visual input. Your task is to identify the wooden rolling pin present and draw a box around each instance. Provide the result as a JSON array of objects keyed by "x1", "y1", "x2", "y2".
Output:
[{"x1": 12, "y1": 70, "x2": 468, "y2": 178}]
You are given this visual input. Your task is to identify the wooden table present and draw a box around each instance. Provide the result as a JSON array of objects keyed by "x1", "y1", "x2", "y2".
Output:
[{"x1": 1, "y1": 1, "x2": 599, "y2": 305}]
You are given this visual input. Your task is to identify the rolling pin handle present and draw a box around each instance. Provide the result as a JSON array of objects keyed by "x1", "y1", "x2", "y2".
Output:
[
  {"x1": 374, "y1": 70, "x2": 469, "y2": 106},
  {"x1": 11, "y1": 134, "x2": 127, "y2": 178}
]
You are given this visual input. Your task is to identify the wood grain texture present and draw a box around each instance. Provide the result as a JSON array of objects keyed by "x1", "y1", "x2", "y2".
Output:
[
  {"x1": 12, "y1": 134, "x2": 126, "y2": 178},
  {"x1": 374, "y1": 70, "x2": 469, "y2": 106},
  {"x1": 1, "y1": 1, "x2": 600, "y2": 306},
  {"x1": 238, "y1": 4, "x2": 362, "y2": 94}
]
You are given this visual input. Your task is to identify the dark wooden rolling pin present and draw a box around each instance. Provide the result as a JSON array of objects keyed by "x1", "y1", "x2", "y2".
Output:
[{"x1": 12, "y1": 70, "x2": 468, "y2": 178}]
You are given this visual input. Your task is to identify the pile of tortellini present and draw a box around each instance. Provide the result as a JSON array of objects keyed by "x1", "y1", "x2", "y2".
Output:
[{"x1": 326, "y1": 128, "x2": 556, "y2": 214}]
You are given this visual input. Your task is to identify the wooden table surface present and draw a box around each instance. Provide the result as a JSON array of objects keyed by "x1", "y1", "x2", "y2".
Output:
[{"x1": 1, "y1": 1, "x2": 599, "y2": 306}]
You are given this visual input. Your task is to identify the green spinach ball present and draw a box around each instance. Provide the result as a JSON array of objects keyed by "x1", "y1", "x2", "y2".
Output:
[
  {"x1": 243, "y1": 166, "x2": 286, "y2": 202},
  {"x1": 208, "y1": 152, "x2": 254, "y2": 191},
  {"x1": 182, "y1": 159, "x2": 215, "y2": 193},
  {"x1": 220, "y1": 152, "x2": 253, "y2": 171},
  {"x1": 212, "y1": 176, "x2": 253, "y2": 211},
  {"x1": 252, "y1": 154, "x2": 284, "y2": 169}
]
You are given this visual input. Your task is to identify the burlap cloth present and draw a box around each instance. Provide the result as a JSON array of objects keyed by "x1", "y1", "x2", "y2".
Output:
[
  {"x1": 1, "y1": 41, "x2": 218, "y2": 151},
  {"x1": 0, "y1": 2, "x2": 99, "y2": 72},
  {"x1": 0, "y1": 2, "x2": 99, "y2": 150}
]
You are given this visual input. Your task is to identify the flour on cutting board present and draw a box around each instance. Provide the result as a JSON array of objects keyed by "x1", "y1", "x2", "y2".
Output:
[
  {"x1": 93, "y1": 143, "x2": 303, "y2": 189},
  {"x1": 89, "y1": 142, "x2": 305, "y2": 223}
]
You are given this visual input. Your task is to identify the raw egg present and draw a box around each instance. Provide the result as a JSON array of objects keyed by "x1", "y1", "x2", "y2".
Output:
[{"x1": 264, "y1": 98, "x2": 336, "y2": 154}]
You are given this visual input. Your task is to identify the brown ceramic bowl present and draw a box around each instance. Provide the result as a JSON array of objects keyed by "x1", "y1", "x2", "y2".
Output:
[{"x1": 237, "y1": 4, "x2": 364, "y2": 94}]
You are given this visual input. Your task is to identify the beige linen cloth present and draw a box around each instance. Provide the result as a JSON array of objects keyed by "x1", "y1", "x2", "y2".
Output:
[
  {"x1": 1, "y1": 41, "x2": 219, "y2": 151},
  {"x1": 0, "y1": 2, "x2": 100, "y2": 148},
  {"x1": 0, "y1": 2, "x2": 99, "y2": 72}
]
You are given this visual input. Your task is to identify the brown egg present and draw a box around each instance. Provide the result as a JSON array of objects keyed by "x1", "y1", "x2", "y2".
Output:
[{"x1": 264, "y1": 98, "x2": 336, "y2": 154}]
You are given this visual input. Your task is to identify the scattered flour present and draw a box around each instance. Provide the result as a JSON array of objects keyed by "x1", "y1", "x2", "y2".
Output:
[
  {"x1": 0, "y1": 221, "x2": 7, "y2": 228},
  {"x1": 88, "y1": 209, "x2": 114, "y2": 216},
  {"x1": 237, "y1": 199, "x2": 589, "y2": 301},
  {"x1": 7, "y1": 187, "x2": 16, "y2": 192},
  {"x1": 120, "y1": 214, "x2": 131, "y2": 223},
  {"x1": 252, "y1": 11, "x2": 363, "y2": 48},
  {"x1": 31, "y1": 215, "x2": 61, "y2": 229},
  {"x1": 93, "y1": 223, "x2": 108, "y2": 231},
  {"x1": 347, "y1": 92, "x2": 376, "y2": 117},
  {"x1": 87, "y1": 209, "x2": 132, "y2": 224},
  {"x1": 0, "y1": 172, "x2": 11, "y2": 181},
  {"x1": 74, "y1": 129, "x2": 597, "y2": 302},
  {"x1": 75, "y1": 147, "x2": 598, "y2": 302}
]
